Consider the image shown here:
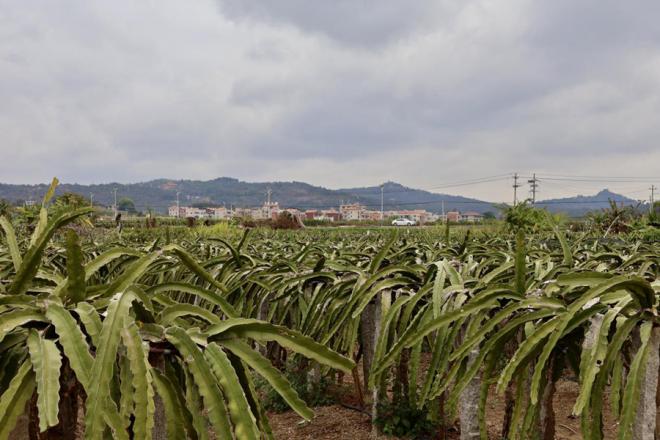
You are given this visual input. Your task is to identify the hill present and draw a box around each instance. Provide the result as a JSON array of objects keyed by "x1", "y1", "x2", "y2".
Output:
[
  {"x1": 0, "y1": 178, "x2": 497, "y2": 214},
  {"x1": 0, "y1": 179, "x2": 640, "y2": 217},
  {"x1": 537, "y1": 189, "x2": 640, "y2": 217},
  {"x1": 340, "y1": 181, "x2": 494, "y2": 213}
]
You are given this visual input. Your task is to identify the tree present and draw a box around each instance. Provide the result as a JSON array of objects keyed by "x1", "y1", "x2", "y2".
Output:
[
  {"x1": 54, "y1": 192, "x2": 88, "y2": 209},
  {"x1": 0, "y1": 198, "x2": 13, "y2": 218},
  {"x1": 117, "y1": 197, "x2": 136, "y2": 214}
]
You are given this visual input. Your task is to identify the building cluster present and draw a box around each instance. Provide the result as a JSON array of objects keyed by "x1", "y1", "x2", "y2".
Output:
[
  {"x1": 169, "y1": 201, "x2": 484, "y2": 224},
  {"x1": 168, "y1": 201, "x2": 287, "y2": 221},
  {"x1": 444, "y1": 211, "x2": 485, "y2": 223}
]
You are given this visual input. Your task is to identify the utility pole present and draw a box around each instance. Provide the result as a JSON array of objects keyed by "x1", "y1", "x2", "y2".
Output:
[
  {"x1": 90, "y1": 193, "x2": 94, "y2": 207},
  {"x1": 113, "y1": 188, "x2": 118, "y2": 216},
  {"x1": 651, "y1": 185, "x2": 657, "y2": 215},
  {"x1": 528, "y1": 174, "x2": 538, "y2": 204},
  {"x1": 512, "y1": 173, "x2": 521, "y2": 205},
  {"x1": 176, "y1": 191, "x2": 181, "y2": 218},
  {"x1": 441, "y1": 200, "x2": 445, "y2": 217},
  {"x1": 266, "y1": 187, "x2": 272, "y2": 205},
  {"x1": 380, "y1": 184, "x2": 384, "y2": 224}
]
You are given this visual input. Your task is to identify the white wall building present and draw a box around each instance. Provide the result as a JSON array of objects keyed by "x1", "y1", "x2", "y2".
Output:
[
  {"x1": 168, "y1": 206, "x2": 210, "y2": 218},
  {"x1": 461, "y1": 211, "x2": 484, "y2": 223},
  {"x1": 254, "y1": 201, "x2": 280, "y2": 220},
  {"x1": 208, "y1": 207, "x2": 230, "y2": 219},
  {"x1": 339, "y1": 203, "x2": 365, "y2": 221}
]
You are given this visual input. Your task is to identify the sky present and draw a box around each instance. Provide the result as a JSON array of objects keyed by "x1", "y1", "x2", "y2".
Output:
[{"x1": 1, "y1": 0, "x2": 659, "y2": 202}]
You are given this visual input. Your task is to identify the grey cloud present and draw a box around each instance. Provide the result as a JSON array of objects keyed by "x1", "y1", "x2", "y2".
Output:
[
  {"x1": 216, "y1": 0, "x2": 441, "y2": 47},
  {"x1": 0, "y1": 0, "x2": 659, "y2": 201}
]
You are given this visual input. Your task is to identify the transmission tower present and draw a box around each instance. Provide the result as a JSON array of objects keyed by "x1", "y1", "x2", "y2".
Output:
[
  {"x1": 512, "y1": 173, "x2": 521, "y2": 205},
  {"x1": 528, "y1": 174, "x2": 539, "y2": 204}
]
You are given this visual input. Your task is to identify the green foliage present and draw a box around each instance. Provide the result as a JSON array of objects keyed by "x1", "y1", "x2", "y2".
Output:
[
  {"x1": 254, "y1": 360, "x2": 336, "y2": 413},
  {"x1": 0, "y1": 199, "x2": 13, "y2": 218},
  {"x1": 499, "y1": 201, "x2": 547, "y2": 232},
  {"x1": 514, "y1": 229, "x2": 526, "y2": 295},
  {"x1": 587, "y1": 199, "x2": 641, "y2": 235},
  {"x1": 374, "y1": 399, "x2": 438, "y2": 439},
  {"x1": 0, "y1": 177, "x2": 658, "y2": 440},
  {"x1": 63, "y1": 229, "x2": 86, "y2": 304},
  {"x1": 54, "y1": 192, "x2": 88, "y2": 209},
  {"x1": 0, "y1": 179, "x2": 354, "y2": 438},
  {"x1": 194, "y1": 220, "x2": 240, "y2": 239},
  {"x1": 117, "y1": 197, "x2": 136, "y2": 213}
]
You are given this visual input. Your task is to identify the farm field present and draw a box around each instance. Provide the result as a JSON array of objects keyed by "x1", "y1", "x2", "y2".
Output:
[
  {"x1": 267, "y1": 379, "x2": 618, "y2": 439},
  {"x1": 0, "y1": 191, "x2": 658, "y2": 440}
]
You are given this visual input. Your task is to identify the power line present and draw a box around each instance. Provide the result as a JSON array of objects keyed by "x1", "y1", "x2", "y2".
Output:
[
  {"x1": 378, "y1": 174, "x2": 512, "y2": 196},
  {"x1": 533, "y1": 172, "x2": 660, "y2": 180},
  {"x1": 127, "y1": 196, "x2": 642, "y2": 212},
  {"x1": 535, "y1": 176, "x2": 659, "y2": 183},
  {"x1": 541, "y1": 180, "x2": 650, "y2": 199},
  {"x1": 51, "y1": 171, "x2": 654, "y2": 213}
]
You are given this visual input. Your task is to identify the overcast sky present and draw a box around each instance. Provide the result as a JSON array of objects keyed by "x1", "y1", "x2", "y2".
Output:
[{"x1": 1, "y1": 0, "x2": 659, "y2": 202}]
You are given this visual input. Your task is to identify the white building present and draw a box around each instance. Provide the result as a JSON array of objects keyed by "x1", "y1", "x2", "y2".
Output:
[
  {"x1": 461, "y1": 211, "x2": 484, "y2": 223},
  {"x1": 208, "y1": 206, "x2": 230, "y2": 219},
  {"x1": 254, "y1": 201, "x2": 280, "y2": 220},
  {"x1": 183, "y1": 207, "x2": 208, "y2": 218},
  {"x1": 339, "y1": 203, "x2": 365, "y2": 221},
  {"x1": 392, "y1": 209, "x2": 432, "y2": 224},
  {"x1": 168, "y1": 206, "x2": 210, "y2": 219}
]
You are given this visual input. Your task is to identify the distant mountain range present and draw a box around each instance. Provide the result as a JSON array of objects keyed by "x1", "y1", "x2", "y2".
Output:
[
  {"x1": 0, "y1": 178, "x2": 640, "y2": 217},
  {"x1": 536, "y1": 189, "x2": 641, "y2": 217}
]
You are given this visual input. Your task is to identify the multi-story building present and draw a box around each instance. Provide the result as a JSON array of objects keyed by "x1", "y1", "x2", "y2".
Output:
[
  {"x1": 392, "y1": 209, "x2": 431, "y2": 224},
  {"x1": 208, "y1": 206, "x2": 230, "y2": 219},
  {"x1": 339, "y1": 203, "x2": 365, "y2": 221},
  {"x1": 232, "y1": 207, "x2": 253, "y2": 219},
  {"x1": 461, "y1": 211, "x2": 483, "y2": 223},
  {"x1": 446, "y1": 211, "x2": 462, "y2": 223},
  {"x1": 184, "y1": 207, "x2": 208, "y2": 218},
  {"x1": 168, "y1": 206, "x2": 213, "y2": 219},
  {"x1": 322, "y1": 210, "x2": 342, "y2": 222},
  {"x1": 361, "y1": 210, "x2": 383, "y2": 221},
  {"x1": 304, "y1": 209, "x2": 342, "y2": 222},
  {"x1": 245, "y1": 202, "x2": 280, "y2": 220},
  {"x1": 167, "y1": 201, "x2": 453, "y2": 225}
]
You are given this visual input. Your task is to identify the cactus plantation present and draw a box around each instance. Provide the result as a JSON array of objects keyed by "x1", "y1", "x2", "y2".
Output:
[{"x1": 0, "y1": 181, "x2": 658, "y2": 439}]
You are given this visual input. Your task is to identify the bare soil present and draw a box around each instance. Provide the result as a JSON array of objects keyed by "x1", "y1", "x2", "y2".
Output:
[{"x1": 268, "y1": 365, "x2": 619, "y2": 440}]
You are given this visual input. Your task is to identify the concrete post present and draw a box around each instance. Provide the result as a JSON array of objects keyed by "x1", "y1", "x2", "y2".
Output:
[
  {"x1": 633, "y1": 326, "x2": 660, "y2": 440},
  {"x1": 360, "y1": 297, "x2": 381, "y2": 394},
  {"x1": 257, "y1": 297, "x2": 270, "y2": 356},
  {"x1": 458, "y1": 347, "x2": 481, "y2": 440}
]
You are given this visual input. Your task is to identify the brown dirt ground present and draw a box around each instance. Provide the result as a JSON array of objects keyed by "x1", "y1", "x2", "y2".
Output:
[{"x1": 268, "y1": 359, "x2": 619, "y2": 440}]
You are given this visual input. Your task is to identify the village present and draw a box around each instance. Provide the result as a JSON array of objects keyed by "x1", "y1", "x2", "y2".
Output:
[{"x1": 168, "y1": 199, "x2": 484, "y2": 224}]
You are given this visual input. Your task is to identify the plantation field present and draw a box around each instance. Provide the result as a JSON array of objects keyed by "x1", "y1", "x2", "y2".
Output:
[
  {"x1": 0, "y1": 189, "x2": 658, "y2": 439},
  {"x1": 267, "y1": 375, "x2": 617, "y2": 439}
]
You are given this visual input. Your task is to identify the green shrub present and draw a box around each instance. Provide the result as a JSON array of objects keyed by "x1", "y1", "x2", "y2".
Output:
[
  {"x1": 255, "y1": 360, "x2": 336, "y2": 412},
  {"x1": 374, "y1": 399, "x2": 438, "y2": 439}
]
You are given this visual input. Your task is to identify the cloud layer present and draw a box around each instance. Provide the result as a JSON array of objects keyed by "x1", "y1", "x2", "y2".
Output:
[{"x1": 0, "y1": 0, "x2": 659, "y2": 201}]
